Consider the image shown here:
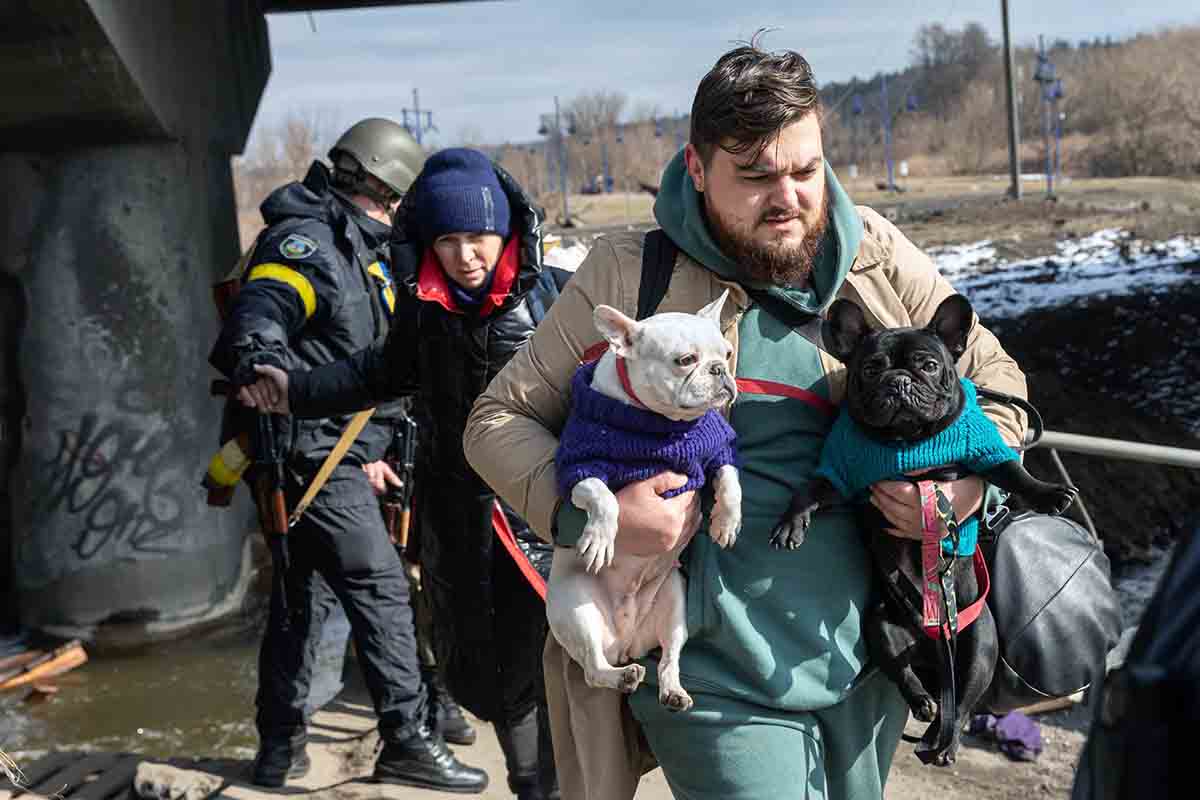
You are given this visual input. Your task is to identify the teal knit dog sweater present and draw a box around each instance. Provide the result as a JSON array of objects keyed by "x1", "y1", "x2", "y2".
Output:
[{"x1": 815, "y1": 379, "x2": 1018, "y2": 555}]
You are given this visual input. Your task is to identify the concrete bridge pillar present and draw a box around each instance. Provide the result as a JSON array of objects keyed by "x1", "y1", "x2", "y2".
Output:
[{"x1": 0, "y1": 0, "x2": 271, "y2": 643}]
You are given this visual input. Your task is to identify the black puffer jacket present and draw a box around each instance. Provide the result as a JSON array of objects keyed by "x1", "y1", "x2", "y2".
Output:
[{"x1": 289, "y1": 164, "x2": 567, "y2": 721}]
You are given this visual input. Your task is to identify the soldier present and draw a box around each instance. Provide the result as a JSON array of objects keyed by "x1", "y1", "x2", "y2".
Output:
[{"x1": 211, "y1": 119, "x2": 486, "y2": 793}]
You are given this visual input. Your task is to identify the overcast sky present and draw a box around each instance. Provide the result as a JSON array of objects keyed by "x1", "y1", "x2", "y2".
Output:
[{"x1": 252, "y1": 0, "x2": 1198, "y2": 150}]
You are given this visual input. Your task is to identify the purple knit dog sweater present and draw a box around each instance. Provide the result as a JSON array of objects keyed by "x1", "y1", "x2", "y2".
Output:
[{"x1": 555, "y1": 360, "x2": 737, "y2": 499}]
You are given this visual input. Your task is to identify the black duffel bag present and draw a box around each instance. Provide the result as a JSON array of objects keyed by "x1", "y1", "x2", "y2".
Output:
[{"x1": 977, "y1": 507, "x2": 1123, "y2": 713}]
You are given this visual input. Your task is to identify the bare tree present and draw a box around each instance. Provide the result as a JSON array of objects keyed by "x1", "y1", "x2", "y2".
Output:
[
  {"x1": 942, "y1": 80, "x2": 1007, "y2": 174},
  {"x1": 232, "y1": 109, "x2": 343, "y2": 242},
  {"x1": 456, "y1": 124, "x2": 487, "y2": 148},
  {"x1": 1165, "y1": 27, "x2": 1200, "y2": 137},
  {"x1": 566, "y1": 90, "x2": 628, "y2": 136},
  {"x1": 627, "y1": 101, "x2": 663, "y2": 124}
]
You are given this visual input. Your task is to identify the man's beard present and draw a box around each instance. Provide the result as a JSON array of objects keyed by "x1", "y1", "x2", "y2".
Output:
[{"x1": 706, "y1": 192, "x2": 830, "y2": 287}]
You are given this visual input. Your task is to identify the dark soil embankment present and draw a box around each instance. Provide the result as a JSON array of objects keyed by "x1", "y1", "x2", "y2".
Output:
[{"x1": 988, "y1": 280, "x2": 1200, "y2": 568}]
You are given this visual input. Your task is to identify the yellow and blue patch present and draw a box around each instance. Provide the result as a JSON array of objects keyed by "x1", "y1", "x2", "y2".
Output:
[{"x1": 279, "y1": 233, "x2": 318, "y2": 260}]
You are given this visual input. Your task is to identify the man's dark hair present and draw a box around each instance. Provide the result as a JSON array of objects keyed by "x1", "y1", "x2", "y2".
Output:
[{"x1": 690, "y1": 30, "x2": 821, "y2": 165}]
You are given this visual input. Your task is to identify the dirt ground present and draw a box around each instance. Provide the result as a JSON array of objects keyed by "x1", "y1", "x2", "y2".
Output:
[
  {"x1": 77, "y1": 686, "x2": 1087, "y2": 800},
  {"x1": 550, "y1": 173, "x2": 1200, "y2": 249}
]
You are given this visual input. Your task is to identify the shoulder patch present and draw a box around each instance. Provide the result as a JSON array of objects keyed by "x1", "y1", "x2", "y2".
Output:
[{"x1": 279, "y1": 233, "x2": 318, "y2": 260}]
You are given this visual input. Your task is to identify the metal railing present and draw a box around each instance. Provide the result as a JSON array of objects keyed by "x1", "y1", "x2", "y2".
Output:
[{"x1": 1028, "y1": 430, "x2": 1200, "y2": 540}]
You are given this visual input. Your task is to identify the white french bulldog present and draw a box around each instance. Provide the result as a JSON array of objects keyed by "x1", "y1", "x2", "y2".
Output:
[{"x1": 547, "y1": 291, "x2": 742, "y2": 711}]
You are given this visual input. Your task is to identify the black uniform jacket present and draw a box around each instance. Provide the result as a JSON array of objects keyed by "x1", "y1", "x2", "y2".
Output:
[{"x1": 210, "y1": 161, "x2": 398, "y2": 468}]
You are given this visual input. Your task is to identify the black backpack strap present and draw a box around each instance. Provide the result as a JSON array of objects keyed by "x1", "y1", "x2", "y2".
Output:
[{"x1": 637, "y1": 229, "x2": 677, "y2": 320}]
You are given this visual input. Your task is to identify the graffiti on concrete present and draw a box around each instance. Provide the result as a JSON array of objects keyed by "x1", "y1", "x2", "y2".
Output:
[{"x1": 36, "y1": 411, "x2": 187, "y2": 561}]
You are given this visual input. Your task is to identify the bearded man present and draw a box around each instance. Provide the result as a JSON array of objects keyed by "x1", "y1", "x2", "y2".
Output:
[{"x1": 463, "y1": 34, "x2": 1029, "y2": 800}]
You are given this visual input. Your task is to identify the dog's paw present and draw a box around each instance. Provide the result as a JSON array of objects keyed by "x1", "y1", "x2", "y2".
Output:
[
  {"x1": 1031, "y1": 483, "x2": 1079, "y2": 516},
  {"x1": 577, "y1": 519, "x2": 618, "y2": 574},
  {"x1": 659, "y1": 687, "x2": 694, "y2": 712},
  {"x1": 709, "y1": 508, "x2": 741, "y2": 549},
  {"x1": 769, "y1": 513, "x2": 810, "y2": 550},
  {"x1": 618, "y1": 663, "x2": 646, "y2": 694}
]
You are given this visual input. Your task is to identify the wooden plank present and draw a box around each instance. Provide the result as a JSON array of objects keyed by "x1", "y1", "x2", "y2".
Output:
[
  {"x1": 69, "y1": 755, "x2": 140, "y2": 800},
  {"x1": 1015, "y1": 691, "x2": 1085, "y2": 716},
  {"x1": 30, "y1": 753, "x2": 120, "y2": 798},
  {"x1": 11, "y1": 751, "x2": 85, "y2": 794},
  {"x1": 0, "y1": 642, "x2": 88, "y2": 692}
]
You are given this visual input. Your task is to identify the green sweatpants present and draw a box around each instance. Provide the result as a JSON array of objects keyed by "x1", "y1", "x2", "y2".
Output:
[{"x1": 629, "y1": 667, "x2": 908, "y2": 800}]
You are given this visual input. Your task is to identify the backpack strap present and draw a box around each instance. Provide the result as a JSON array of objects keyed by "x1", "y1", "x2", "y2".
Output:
[{"x1": 637, "y1": 229, "x2": 677, "y2": 321}]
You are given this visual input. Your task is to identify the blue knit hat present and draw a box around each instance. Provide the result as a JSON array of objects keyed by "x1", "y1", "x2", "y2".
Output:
[{"x1": 411, "y1": 148, "x2": 511, "y2": 244}]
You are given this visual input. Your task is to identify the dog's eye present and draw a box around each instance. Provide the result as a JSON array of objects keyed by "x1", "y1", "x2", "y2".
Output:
[
  {"x1": 675, "y1": 354, "x2": 698, "y2": 367},
  {"x1": 921, "y1": 360, "x2": 940, "y2": 373}
]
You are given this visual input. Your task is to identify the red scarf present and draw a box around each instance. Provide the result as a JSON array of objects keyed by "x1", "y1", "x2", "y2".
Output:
[{"x1": 416, "y1": 235, "x2": 521, "y2": 317}]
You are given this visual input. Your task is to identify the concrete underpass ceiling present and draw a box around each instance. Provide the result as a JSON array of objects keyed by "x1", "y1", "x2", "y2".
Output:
[
  {"x1": 263, "y1": 0, "x2": 484, "y2": 11},
  {"x1": 0, "y1": 0, "x2": 480, "y2": 151},
  {"x1": 0, "y1": 0, "x2": 162, "y2": 147}
]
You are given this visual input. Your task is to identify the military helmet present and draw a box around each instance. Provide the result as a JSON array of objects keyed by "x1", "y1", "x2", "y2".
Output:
[{"x1": 328, "y1": 117, "x2": 425, "y2": 198}]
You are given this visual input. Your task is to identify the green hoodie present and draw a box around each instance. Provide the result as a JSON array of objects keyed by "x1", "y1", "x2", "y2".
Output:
[
  {"x1": 554, "y1": 151, "x2": 876, "y2": 711},
  {"x1": 649, "y1": 151, "x2": 875, "y2": 711}
]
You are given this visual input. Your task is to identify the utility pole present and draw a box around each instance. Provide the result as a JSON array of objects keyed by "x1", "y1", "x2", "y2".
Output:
[
  {"x1": 1053, "y1": 79, "x2": 1064, "y2": 186},
  {"x1": 1034, "y1": 36, "x2": 1060, "y2": 197},
  {"x1": 1001, "y1": 0, "x2": 1022, "y2": 199},
  {"x1": 554, "y1": 95, "x2": 569, "y2": 224},
  {"x1": 600, "y1": 136, "x2": 612, "y2": 193},
  {"x1": 881, "y1": 73, "x2": 895, "y2": 191},
  {"x1": 851, "y1": 94, "x2": 863, "y2": 179},
  {"x1": 401, "y1": 88, "x2": 436, "y2": 147}
]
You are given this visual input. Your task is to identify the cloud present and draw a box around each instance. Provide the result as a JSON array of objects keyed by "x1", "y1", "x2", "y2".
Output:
[{"x1": 249, "y1": 0, "x2": 1199, "y2": 150}]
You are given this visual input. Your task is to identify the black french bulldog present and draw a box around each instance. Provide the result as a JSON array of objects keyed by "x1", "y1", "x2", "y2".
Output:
[{"x1": 770, "y1": 294, "x2": 1077, "y2": 766}]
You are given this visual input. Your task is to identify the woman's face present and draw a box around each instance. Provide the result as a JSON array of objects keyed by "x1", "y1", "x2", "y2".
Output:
[{"x1": 432, "y1": 232, "x2": 505, "y2": 290}]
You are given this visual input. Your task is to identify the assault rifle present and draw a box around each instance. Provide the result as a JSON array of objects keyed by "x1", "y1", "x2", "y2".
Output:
[
  {"x1": 209, "y1": 378, "x2": 293, "y2": 626},
  {"x1": 382, "y1": 412, "x2": 418, "y2": 550}
]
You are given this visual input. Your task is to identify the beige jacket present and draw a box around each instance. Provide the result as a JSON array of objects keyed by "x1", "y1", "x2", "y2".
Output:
[{"x1": 465, "y1": 206, "x2": 1027, "y2": 543}]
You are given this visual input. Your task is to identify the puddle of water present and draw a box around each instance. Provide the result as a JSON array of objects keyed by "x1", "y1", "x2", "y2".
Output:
[{"x1": 1, "y1": 624, "x2": 261, "y2": 761}]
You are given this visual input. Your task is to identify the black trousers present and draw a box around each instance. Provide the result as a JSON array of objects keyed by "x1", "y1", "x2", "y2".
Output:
[{"x1": 255, "y1": 465, "x2": 426, "y2": 743}]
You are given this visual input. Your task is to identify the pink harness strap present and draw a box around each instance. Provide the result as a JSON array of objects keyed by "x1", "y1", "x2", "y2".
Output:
[{"x1": 918, "y1": 480, "x2": 990, "y2": 640}]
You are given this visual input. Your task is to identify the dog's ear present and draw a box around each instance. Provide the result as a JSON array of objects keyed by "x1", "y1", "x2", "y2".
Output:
[
  {"x1": 826, "y1": 299, "x2": 870, "y2": 362},
  {"x1": 696, "y1": 289, "x2": 730, "y2": 327},
  {"x1": 926, "y1": 295, "x2": 974, "y2": 361},
  {"x1": 593, "y1": 305, "x2": 642, "y2": 358}
]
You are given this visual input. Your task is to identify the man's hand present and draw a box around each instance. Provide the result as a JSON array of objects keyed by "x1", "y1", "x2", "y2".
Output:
[
  {"x1": 612, "y1": 472, "x2": 701, "y2": 557},
  {"x1": 870, "y1": 474, "x2": 985, "y2": 541},
  {"x1": 236, "y1": 364, "x2": 290, "y2": 414},
  {"x1": 363, "y1": 460, "x2": 403, "y2": 497}
]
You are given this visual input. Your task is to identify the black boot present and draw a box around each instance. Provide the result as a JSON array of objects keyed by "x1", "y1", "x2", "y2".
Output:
[
  {"x1": 537, "y1": 693, "x2": 560, "y2": 800},
  {"x1": 252, "y1": 730, "x2": 311, "y2": 788},
  {"x1": 373, "y1": 722, "x2": 489, "y2": 794},
  {"x1": 425, "y1": 666, "x2": 477, "y2": 746},
  {"x1": 508, "y1": 773, "x2": 548, "y2": 800},
  {"x1": 496, "y1": 705, "x2": 558, "y2": 800}
]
